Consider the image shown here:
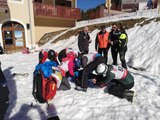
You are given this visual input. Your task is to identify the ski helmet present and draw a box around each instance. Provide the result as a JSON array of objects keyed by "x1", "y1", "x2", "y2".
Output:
[
  {"x1": 48, "y1": 49, "x2": 56, "y2": 61},
  {"x1": 95, "y1": 63, "x2": 108, "y2": 75}
]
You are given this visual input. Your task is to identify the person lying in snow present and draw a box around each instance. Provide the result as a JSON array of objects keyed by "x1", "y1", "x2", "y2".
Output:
[
  {"x1": 57, "y1": 51, "x2": 76, "y2": 77},
  {"x1": 94, "y1": 63, "x2": 134, "y2": 102},
  {"x1": 51, "y1": 51, "x2": 78, "y2": 90},
  {"x1": 57, "y1": 48, "x2": 78, "y2": 63}
]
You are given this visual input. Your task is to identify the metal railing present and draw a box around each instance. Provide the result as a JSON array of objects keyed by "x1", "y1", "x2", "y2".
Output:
[
  {"x1": 76, "y1": 9, "x2": 158, "y2": 27},
  {"x1": 33, "y1": 2, "x2": 81, "y2": 20}
]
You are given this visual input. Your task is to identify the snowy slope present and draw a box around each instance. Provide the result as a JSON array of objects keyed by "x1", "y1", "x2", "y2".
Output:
[{"x1": 1, "y1": 15, "x2": 160, "y2": 120}]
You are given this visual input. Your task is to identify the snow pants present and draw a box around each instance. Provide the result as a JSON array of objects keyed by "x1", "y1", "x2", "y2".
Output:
[
  {"x1": 0, "y1": 100, "x2": 9, "y2": 120},
  {"x1": 98, "y1": 47, "x2": 109, "y2": 63},
  {"x1": 107, "y1": 81, "x2": 134, "y2": 98},
  {"x1": 119, "y1": 47, "x2": 127, "y2": 69},
  {"x1": 111, "y1": 45, "x2": 127, "y2": 69},
  {"x1": 58, "y1": 77, "x2": 71, "y2": 91}
]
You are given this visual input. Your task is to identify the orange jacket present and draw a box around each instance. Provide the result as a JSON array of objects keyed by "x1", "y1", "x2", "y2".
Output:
[{"x1": 97, "y1": 32, "x2": 109, "y2": 48}]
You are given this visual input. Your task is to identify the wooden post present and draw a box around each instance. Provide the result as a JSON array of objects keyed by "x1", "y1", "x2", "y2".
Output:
[
  {"x1": 158, "y1": 0, "x2": 160, "y2": 14},
  {"x1": 106, "y1": 0, "x2": 111, "y2": 16}
]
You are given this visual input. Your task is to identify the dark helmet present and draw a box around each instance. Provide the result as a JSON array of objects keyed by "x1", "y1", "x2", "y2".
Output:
[{"x1": 48, "y1": 49, "x2": 56, "y2": 61}]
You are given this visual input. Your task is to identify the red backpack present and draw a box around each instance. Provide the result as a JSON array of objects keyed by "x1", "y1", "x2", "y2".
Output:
[{"x1": 33, "y1": 70, "x2": 57, "y2": 103}]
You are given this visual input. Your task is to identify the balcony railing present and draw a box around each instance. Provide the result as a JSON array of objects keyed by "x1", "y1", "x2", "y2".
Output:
[
  {"x1": 0, "y1": 0, "x2": 8, "y2": 8},
  {"x1": 33, "y1": 2, "x2": 81, "y2": 20}
]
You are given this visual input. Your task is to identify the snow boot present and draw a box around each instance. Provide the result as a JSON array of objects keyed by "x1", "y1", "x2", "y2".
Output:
[
  {"x1": 48, "y1": 116, "x2": 60, "y2": 120},
  {"x1": 124, "y1": 90, "x2": 134, "y2": 103},
  {"x1": 75, "y1": 86, "x2": 87, "y2": 92}
]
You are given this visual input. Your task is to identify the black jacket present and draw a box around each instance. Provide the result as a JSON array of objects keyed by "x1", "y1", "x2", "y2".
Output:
[
  {"x1": 109, "y1": 29, "x2": 121, "y2": 46},
  {"x1": 78, "y1": 31, "x2": 90, "y2": 52}
]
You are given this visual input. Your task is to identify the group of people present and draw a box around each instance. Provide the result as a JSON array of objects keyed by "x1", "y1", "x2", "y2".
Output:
[
  {"x1": 78, "y1": 23, "x2": 128, "y2": 69},
  {"x1": 0, "y1": 23, "x2": 135, "y2": 120},
  {"x1": 34, "y1": 22, "x2": 134, "y2": 105},
  {"x1": 34, "y1": 23, "x2": 134, "y2": 103},
  {"x1": 147, "y1": 0, "x2": 158, "y2": 9},
  {"x1": 76, "y1": 24, "x2": 134, "y2": 102}
]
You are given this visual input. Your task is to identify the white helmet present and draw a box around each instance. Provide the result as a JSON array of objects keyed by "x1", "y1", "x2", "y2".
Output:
[{"x1": 96, "y1": 63, "x2": 108, "y2": 75}]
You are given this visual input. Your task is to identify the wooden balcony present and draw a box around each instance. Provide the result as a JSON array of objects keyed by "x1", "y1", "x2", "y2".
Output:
[
  {"x1": 33, "y1": 2, "x2": 81, "y2": 20},
  {"x1": 0, "y1": 0, "x2": 8, "y2": 9}
]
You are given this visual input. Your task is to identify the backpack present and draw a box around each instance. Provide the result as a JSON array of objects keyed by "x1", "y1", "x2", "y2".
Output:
[
  {"x1": 32, "y1": 61, "x2": 58, "y2": 103},
  {"x1": 33, "y1": 70, "x2": 57, "y2": 103}
]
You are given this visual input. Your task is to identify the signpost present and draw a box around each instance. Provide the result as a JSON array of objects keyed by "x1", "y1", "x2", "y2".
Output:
[
  {"x1": 105, "y1": 0, "x2": 111, "y2": 16},
  {"x1": 159, "y1": 0, "x2": 160, "y2": 14}
]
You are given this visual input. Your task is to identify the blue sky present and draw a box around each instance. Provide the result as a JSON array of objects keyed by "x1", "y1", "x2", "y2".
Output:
[{"x1": 77, "y1": 0, "x2": 105, "y2": 10}]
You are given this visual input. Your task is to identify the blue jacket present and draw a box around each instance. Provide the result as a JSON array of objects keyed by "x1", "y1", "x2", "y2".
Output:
[{"x1": 34, "y1": 61, "x2": 58, "y2": 78}]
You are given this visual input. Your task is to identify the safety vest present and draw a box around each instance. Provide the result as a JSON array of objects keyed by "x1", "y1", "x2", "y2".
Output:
[
  {"x1": 119, "y1": 33, "x2": 128, "y2": 47},
  {"x1": 98, "y1": 32, "x2": 109, "y2": 48}
]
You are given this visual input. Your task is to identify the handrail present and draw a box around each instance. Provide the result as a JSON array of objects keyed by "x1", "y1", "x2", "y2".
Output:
[{"x1": 33, "y1": 2, "x2": 81, "y2": 20}]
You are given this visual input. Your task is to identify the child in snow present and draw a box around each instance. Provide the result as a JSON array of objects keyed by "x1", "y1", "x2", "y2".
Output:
[{"x1": 94, "y1": 63, "x2": 134, "y2": 102}]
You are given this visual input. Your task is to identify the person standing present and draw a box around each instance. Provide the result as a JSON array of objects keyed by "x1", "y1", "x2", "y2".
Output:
[
  {"x1": 118, "y1": 25, "x2": 128, "y2": 69},
  {"x1": 109, "y1": 24, "x2": 121, "y2": 65},
  {"x1": 147, "y1": 0, "x2": 153, "y2": 9},
  {"x1": 78, "y1": 27, "x2": 91, "y2": 55},
  {"x1": 0, "y1": 43, "x2": 4, "y2": 54},
  {"x1": 0, "y1": 62, "x2": 9, "y2": 120},
  {"x1": 95, "y1": 25, "x2": 110, "y2": 63}
]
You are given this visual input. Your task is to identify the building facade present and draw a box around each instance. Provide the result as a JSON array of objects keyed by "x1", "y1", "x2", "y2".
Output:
[{"x1": 0, "y1": 0, "x2": 80, "y2": 51}]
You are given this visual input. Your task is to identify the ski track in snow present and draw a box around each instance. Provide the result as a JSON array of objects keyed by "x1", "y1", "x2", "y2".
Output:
[{"x1": 1, "y1": 18, "x2": 160, "y2": 120}]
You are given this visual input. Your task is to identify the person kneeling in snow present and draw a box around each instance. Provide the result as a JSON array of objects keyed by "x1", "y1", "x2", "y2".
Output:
[{"x1": 94, "y1": 63, "x2": 134, "y2": 102}]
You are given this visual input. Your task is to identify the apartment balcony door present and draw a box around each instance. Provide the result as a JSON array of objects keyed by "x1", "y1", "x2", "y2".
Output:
[{"x1": 2, "y1": 21, "x2": 26, "y2": 51}]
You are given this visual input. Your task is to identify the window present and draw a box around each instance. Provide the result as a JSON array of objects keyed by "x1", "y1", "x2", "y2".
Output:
[
  {"x1": 55, "y1": 0, "x2": 71, "y2": 7},
  {"x1": 9, "y1": 0, "x2": 23, "y2": 4}
]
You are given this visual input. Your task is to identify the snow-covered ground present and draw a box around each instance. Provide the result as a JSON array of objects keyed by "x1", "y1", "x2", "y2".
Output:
[{"x1": 1, "y1": 12, "x2": 160, "y2": 120}]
